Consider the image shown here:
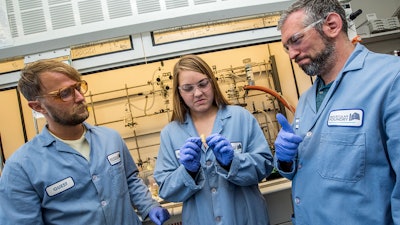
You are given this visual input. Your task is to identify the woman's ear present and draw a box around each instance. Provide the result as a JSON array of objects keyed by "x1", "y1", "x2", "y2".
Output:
[
  {"x1": 28, "y1": 100, "x2": 46, "y2": 114},
  {"x1": 323, "y1": 12, "x2": 343, "y2": 38}
]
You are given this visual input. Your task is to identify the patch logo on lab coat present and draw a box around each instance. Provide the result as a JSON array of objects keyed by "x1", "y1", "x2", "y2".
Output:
[
  {"x1": 45, "y1": 177, "x2": 75, "y2": 197},
  {"x1": 327, "y1": 109, "x2": 363, "y2": 127},
  {"x1": 107, "y1": 152, "x2": 121, "y2": 165}
]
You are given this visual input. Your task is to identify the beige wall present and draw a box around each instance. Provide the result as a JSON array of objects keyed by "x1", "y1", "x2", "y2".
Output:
[{"x1": 0, "y1": 89, "x2": 25, "y2": 159}]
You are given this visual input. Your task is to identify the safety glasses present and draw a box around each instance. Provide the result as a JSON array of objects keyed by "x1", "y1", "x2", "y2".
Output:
[
  {"x1": 283, "y1": 18, "x2": 324, "y2": 53},
  {"x1": 178, "y1": 78, "x2": 211, "y2": 94}
]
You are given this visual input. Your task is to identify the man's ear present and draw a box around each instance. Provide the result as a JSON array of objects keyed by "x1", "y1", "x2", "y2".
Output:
[
  {"x1": 28, "y1": 100, "x2": 46, "y2": 114},
  {"x1": 323, "y1": 12, "x2": 343, "y2": 38}
]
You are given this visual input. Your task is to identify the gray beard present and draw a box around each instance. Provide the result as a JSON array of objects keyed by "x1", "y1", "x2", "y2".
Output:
[{"x1": 301, "y1": 40, "x2": 335, "y2": 77}]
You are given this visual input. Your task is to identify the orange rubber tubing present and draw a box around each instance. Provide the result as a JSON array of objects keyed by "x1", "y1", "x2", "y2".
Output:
[{"x1": 243, "y1": 85, "x2": 296, "y2": 114}]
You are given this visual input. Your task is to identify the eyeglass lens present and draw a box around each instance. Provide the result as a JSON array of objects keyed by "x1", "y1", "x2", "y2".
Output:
[{"x1": 59, "y1": 81, "x2": 88, "y2": 101}]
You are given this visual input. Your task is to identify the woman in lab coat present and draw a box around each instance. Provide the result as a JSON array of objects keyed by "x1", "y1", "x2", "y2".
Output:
[{"x1": 154, "y1": 54, "x2": 274, "y2": 225}]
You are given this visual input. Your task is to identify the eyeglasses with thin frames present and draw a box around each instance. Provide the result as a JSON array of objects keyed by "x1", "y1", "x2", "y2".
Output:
[
  {"x1": 283, "y1": 18, "x2": 324, "y2": 53},
  {"x1": 178, "y1": 78, "x2": 211, "y2": 94},
  {"x1": 36, "y1": 80, "x2": 88, "y2": 102}
]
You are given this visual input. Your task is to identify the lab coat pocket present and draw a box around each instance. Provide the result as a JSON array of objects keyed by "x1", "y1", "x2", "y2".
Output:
[
  {"x1": 317, "y1": 132, "x2": 366, "y2": 182},
  {"x1": 108, "y1": 163, "x2": 128, "y2": 196}
]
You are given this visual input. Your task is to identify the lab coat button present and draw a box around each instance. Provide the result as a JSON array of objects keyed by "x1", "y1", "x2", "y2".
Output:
[
  {"x1": 101, "y1": 201, "x2": 107, "y2": 207},
  {"x1": 306, "y1": 132, "x2": 312, "y2": 137},
  {"x1": 92, "y1": 175, "x2": 97, "y2": 181},
  {"x1": 298, "y1": 164, "x2": 302, "y2": 169},
  {"x1": 206, "y1": 160, "x2": 212, "y2": 166},
  {"x1": 215, "y1": 216, "x2": 221, "y2": 222},
  {"x1": 211, "y1": 187, "x2": 217, "y2": 193},
  {"x1": 295, "y1": 197, "x2": 300, "y2": 204}
]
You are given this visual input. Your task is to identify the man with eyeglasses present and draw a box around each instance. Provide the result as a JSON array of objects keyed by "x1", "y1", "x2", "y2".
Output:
[
  {"x1": 0, "y1": 59, "x2": 170, "y2": 225},
  {"x1": 273, "y1": 0, "x2": 400, "y2": 224}
]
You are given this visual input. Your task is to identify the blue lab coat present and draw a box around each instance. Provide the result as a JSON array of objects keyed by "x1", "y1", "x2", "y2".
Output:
[
  {"x1": 276, "y1": 44, "x2": 400, "y2": 225},
  {"x1": 154, "y1": 105, "x2": 274, "y2": 225},
  {"x1": 0, "y1": 123, "x2": 160, "y2": 225}
]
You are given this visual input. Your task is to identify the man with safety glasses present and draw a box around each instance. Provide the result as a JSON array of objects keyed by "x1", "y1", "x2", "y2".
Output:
[
  {"x1": 0, "y1": 59, "x2": 170, "y2": 225},
  {"x1": 274, "y1": 0, "x2": 400, "y2": 224}
]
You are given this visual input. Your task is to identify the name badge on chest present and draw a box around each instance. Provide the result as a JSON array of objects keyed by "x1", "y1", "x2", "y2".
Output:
[
  {"x1": 46, "y1": 177, "x2": 75, "y2": 197},
  {"x1": 107, "y1": 152, "x2": 121, "y2": 165},
  {"x1": 231, "y1": 142, "x2": 243, "y2": 154},
  {"x1": 328, "y1": 109, "x2": 363, "y2": 127}
]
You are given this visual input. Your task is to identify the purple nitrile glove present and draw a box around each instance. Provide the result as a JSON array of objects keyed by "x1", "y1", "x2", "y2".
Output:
[
  {"x1": 148, "y1": 206, "x2": 170, "y2": 225},
  {"x1": 206, "y1": 133, "x2": 234, "y2": 167},
  {"x1": 179, "y1": 137, "x2": 202, "y2": 172},
  {"x1": 274, "y1": 113, "x2": 303, "y2": 162}
]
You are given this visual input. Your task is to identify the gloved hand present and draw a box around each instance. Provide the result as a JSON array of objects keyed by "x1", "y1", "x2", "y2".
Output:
[
  {"x1": 206, "y1": 134, "x2": 234, "y2": 167},
  {"x1": 148, "y1": 206, "x2": 170, "y2": 225},
  {"x1": 179, "y1": 137, "x2": 202, "y2": 172},
  {"x1": 274, "y1": 113, "x2": 303, "y2": 162}
]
